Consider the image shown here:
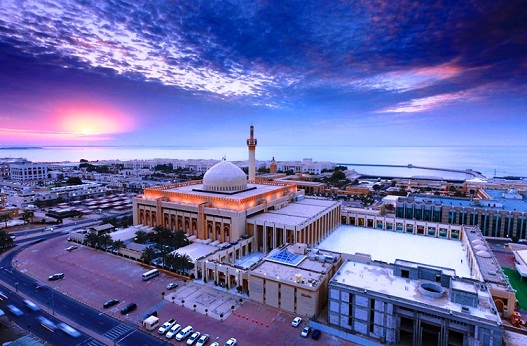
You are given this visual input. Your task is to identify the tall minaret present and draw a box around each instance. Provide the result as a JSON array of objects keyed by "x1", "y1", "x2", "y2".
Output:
[{"x1": 246, "y1": 125, "x2": 257, "y2": 181}]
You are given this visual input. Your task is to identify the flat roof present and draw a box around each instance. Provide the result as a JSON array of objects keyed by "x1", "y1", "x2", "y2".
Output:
[
  {"x1": 247, "y1": 198, "x2": 340, "y2": 227},
  {"x1": 319, "y1": 225, "x2": 472, "y2": 278},
  {"x1": 409, "y1": 189, "x2": 527, "y2": 213},
  {"x1": 171, "y1": 242, "x2": 218, "y2": 262},
  {"x1": 163, "y1": 182, "x2": 286, "y2": 200},
  {"x1": 332, "y1": 260, "x2": 500, "y2": 323},
  {"x1": 251, "y1": 260, "x2": 325, "y2": 290}
]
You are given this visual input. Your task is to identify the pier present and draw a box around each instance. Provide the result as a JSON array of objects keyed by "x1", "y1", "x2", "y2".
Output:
[{"x1": 337, "y1": 163, "x2": 487, "y2": 180}]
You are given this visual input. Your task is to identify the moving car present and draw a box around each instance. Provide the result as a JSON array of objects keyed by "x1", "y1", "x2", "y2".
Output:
[
  {"x1": 120, "y1": 302, "x2": 137, "y2": 314},
  {"x1": 158, "y1": 318, "x2": 177, "y2": 335},
  {"x1": 103, "y1": 299, "x2": 119, "y2": 308},
  {"x1": 23, "y1": 299, "x2": 40, "y2": 311},
  {"x1": 186, "y1": 331, "x2": 201, "y2": 345},
  {"x1": 224, "y1": 338, "x2": 237, "y2": 346},
  {"x1": 291, "y1": 316, "x2": 302, "y2": 327},
  {"x1": 37, "y1": 316, "x2": 57, "y2": 331},
  {"x1": 58, "y1": 322, "x2": 81, "y2": 337},
  {"x1": 48, "y1": 273, "x2": 65, "y2": 281},
  {"x1": 166, "y1": 282, "x2": 178, "y2": 290},
  {"x1": 196, "y1": 334, "x2": 210, "y2": 346},
  {"x1": 7, "y1": 305, "x2": 23, "y2": 316},
  {"x1": 301, "y1": 326, "x2": 310, "y2": 337},
  {"x1": 165, "y1": 323, "x2": 181, "y2": 339}
]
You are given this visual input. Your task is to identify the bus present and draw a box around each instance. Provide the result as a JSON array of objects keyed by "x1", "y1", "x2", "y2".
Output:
[{"x1": 142, "y1": 269, "x2": 159, "y2": 281}]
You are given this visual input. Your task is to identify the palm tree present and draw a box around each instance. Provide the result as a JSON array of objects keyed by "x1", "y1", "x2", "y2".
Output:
[
  {"x1": 113, "y1": 239, "x2": 126, "y2": 250},
  {"x1": 0, "y1": 213, "x2": 11, "y2": 229},
  {"x1": 98, "y1": 234, "x2": 113, "y2": 250},
  {"x1": 0, "y1": 230, "x2": 15, "y2": 249},
  {"x1": 21, "y1": 210, "x2": 35, "y2": 224},
  {"x1": 140, "y1": 246, "x2": 157, "y2": 264},
  {"x1": 135, "y1": 230, "x2": 149, "y2": 244},
  {"x1": 85, "y1": 232, "x2": 100, "y2": 248}
]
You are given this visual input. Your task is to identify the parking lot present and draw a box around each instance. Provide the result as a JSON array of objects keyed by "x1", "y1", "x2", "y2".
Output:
[{"x1": 13, "y1": 234, "x2": 357, "y2": 345}]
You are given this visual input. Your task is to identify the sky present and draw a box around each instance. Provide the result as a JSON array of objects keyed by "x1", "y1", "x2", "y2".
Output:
[{"x1": 0, "y1": 0, "x2": 526, "y2": 148}]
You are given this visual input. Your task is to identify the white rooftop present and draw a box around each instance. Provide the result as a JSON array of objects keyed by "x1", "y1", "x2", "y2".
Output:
[
  {"x1": 319, "y1": 225, "x2": 472, "y2": 278},
  {"x1": 171, "y1": 242, "x2": 218, "y2": 262},
  {"x1": 332, "y1": 260, "x2": 500, "y2": 323}
]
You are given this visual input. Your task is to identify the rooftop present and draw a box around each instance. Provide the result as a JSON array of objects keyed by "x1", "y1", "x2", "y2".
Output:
[
  {"x1": 331, "y1": 259, "x2": 501, "y2": 324},
  {"x1": 319, "y1": 225, "x2": 472, "y2": 278}
]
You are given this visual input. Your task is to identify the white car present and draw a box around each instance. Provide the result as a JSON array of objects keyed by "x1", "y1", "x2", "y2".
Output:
[
  {"x1": 166, "y1": 282, "x2": 178, "y2": 290},
  {"x1": 158, "y1": 318, "x2": 176, "y2": 334},
  {"x1": 175, "y1": 325, "x2": 193, "y2": 341},
  {"x1": 165, "y1": 323, "x2": 182, "y2": 339},
  {"x1": 224, "y1": 337, "x2": 237, "y2": 346},
  {"x1": 301, "y1": 325, "x2": 310, "y2": 337},
  {"x1": 24, "y1": 299, "x2": 40, "y2": 311},
  {"x1": 7, "y1": 305, "x2": 23, "y2": 316},
  {"x1": 196, "y1": 334, "x2": 210, "y2": 346},
  {"x1": 291, "y1": 316, "x2": 302, "y2": 327},
  {"x1": 58, "y1": 322, "x2": 81, "y2": 337},
  {"x1": 186, "y1": 331, "x2": 201, "y2": 345}
]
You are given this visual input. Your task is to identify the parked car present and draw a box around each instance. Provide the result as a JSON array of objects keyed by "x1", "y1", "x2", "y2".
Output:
[
  {"x1": 311, "y1": 329, "x2": 321, "y2": 340},
  {"x1": 120, "y1": 303, "x2": 137, "y2": 314},
  {"x1": 158, "y1": 318, "x2": 177, "y2": 335},
  {"x1": 66, "y1": 246, "x2": 78, "y2": 251},
  {"x1": 103, "y1": 299, "x2": 119, "y2": 308},
  {"x1": 210, "y1": 343, "x2": 219, "y2": 346},
  {"x1": 48, "y1": 273, "x2": 65, "y2": 281},
  {"x1": 58, "y1": 322, "x2": 81, "y2": 337},
  {"x1": 291, "y1": 316, "x2": 302, "y2": 327},
  {"x1": 186, "y1": 331, "x2": 201, "y2": 345},
  {"x1": 301, "y1": 326, "x2": 310, "y2": 337},
  {"x1": 196, "y1": 334, "x2": 210, "y2": 346},
  {"x1": 166, "y1": 282, "x2": 178, "y2": 290},
  {"x1": 224, "y1": 338, "x2": 237, "y2": 346},
  {"x1": 175, "y1": 325, "x2": 193, "y2": 341},
  {"x1": 165, "y1": 323, "x2": 182, "y2": 339}
]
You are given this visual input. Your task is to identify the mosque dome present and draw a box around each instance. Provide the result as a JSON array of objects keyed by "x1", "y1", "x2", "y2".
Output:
[{"x1": 203, "y1": 160, "x2": 248, "y2": 192}]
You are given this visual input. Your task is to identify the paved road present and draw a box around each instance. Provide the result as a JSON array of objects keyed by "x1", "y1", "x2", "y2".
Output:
[{"x1": 0, "y1": 240, "x2": 167, "y2": 346}]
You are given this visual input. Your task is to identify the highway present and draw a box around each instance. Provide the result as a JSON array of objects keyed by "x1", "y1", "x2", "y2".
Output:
[{"x1": 0, "y1": 216, "x2": 168, "y2": 346}]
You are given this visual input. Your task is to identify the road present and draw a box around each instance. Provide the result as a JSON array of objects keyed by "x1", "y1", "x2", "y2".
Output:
[{"x1": 0, "y1": 218, "x2": 169, "y2": 346}]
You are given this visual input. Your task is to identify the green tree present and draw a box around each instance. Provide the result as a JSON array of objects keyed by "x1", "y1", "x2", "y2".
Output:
[
  {"x1": 135, "y1": 230, "x2": 149, "y2": 244},
  {"x1": 113, "y1": 239, "x2": 126, "y2": 250},
  {"x1": 141, "y1": 246, "x2": 157, "y2": 264},
  {"x1": 0, "y1": 230, "x2": 15, "y2": 249},
  {"x1": 98, "y1": 234, "x2": 113, "y2": 249},
  {"x1": 85, "y1": 232, "x2": 100, "y2": 248},
  {"x1": 65, "y1": 177, "x2": 83, "y2": 186},
  {"x1": 21, "y1": 210, "x2": 34, "y2": 224}
]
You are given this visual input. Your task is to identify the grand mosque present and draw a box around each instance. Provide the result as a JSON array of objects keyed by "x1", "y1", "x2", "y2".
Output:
[{"x1": 132, "y1": 126, "x2": 510, "y2": 346}]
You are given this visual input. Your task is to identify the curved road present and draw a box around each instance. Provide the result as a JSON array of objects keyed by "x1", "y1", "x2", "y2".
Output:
[{"x1": 0, "y1": 229, "x2": 166, "y2": 345}]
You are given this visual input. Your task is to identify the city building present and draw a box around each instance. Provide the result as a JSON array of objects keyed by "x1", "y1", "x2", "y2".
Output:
[{"x1": 9, "y1": 163, "x2": 48, "y2": 182}]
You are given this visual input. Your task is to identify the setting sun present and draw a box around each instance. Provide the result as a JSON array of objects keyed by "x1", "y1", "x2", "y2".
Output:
[{"x1": 58, "y1": 106, "x2": 136, "y2": 138}]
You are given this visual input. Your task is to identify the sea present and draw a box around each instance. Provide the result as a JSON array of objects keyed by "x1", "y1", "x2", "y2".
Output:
[{"x1": 1, "y1": 145, "x2": 526, "y2": 181}]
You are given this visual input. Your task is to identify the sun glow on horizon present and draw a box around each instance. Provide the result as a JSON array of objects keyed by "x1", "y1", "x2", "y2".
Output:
[{"x1": 0, "y1": 104, "x2": 138, "y2": 145}]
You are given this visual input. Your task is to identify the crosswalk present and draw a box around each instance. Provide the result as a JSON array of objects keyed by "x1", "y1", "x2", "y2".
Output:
[
  {"x1": 76, "y1": 338, "x2": 106, "y2": 346},
  {"x1": 75, "y1": 323, "x2": 134, "y2": 346},
  {"x1": 102, "y1": 323, "x2": 135, "y2": 340}
]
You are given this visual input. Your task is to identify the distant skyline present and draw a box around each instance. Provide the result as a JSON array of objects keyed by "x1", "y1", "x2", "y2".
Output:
[{"x1": 0, "y1": 1, "x2": 526, "y2": 148}]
